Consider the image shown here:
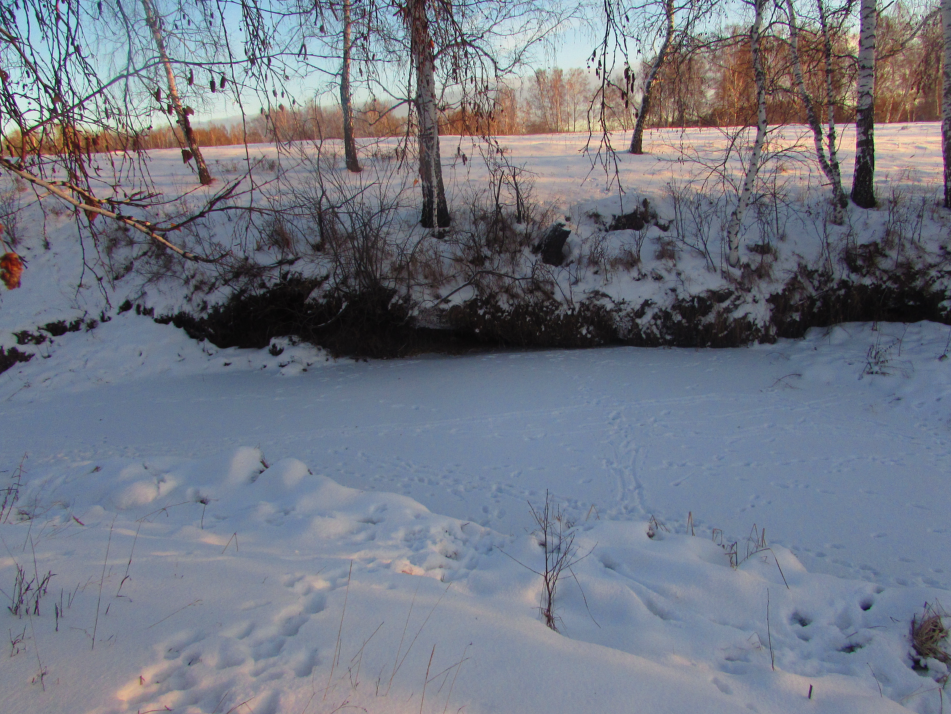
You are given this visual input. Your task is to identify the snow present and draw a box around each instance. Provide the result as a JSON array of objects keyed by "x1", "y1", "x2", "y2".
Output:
[{"x1": 2, "y1": 127, "x2": 951, "y2": 713}]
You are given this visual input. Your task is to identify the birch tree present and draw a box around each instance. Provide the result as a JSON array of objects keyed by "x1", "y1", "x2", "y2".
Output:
[
  {"x1": 784, "y1": 0, "x2": 847, "y2": 222},
  {"x1": 629, "y1": 0, "x2": 676, "y2": 154},
  {"x1": 0, "y1": 0, "x2": 295, "y2": 263},
  {"x1": 587, "y1": 0, "x2": 714, "y2": 176},
  {"x1": 816, "y1": 0, "x2": 849, "y2": 213},
  {"x1": 404, "y1": 0, "x2": 450, "y2": 229},
  {"x1": 140, "y1": 0, "x2": 213, "y2": 186},
  {"x1": 725, "y1": 0, "x2": 768, "y2": 268},
  {"x1": 381, "y1": 0, "x2": 562, "y2": 229},
  {"x1": 941, "y1": 0, "x2": 951, "y2": 208},
  {"x1": 340, "y1": 0, "x2": 362, "y2": 172},
  {"x1": 943, "y1": 0, "x2": 951, "y2": 207},
  {"x1": 851, "y1": 0, "x2": 877, "y2": 208}
]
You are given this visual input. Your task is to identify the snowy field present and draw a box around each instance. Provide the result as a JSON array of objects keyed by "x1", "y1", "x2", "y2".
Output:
[{"x1": 1, "y1": 126, "x2": 951, "y2": 713}]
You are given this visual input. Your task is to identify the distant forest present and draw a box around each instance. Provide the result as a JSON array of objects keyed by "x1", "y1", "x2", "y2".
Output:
[{"x1": 3, "y1": 3, "x2": 940, "y2": 155}]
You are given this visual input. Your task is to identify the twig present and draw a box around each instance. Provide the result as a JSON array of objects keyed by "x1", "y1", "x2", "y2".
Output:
[
  {"x1": 0, "y1": 155, "x2": 236, "y2": 263},
  {"x1": 769, "y1": 373, "x2": 802, "y2": 389},
  {"x1": 568, "y1": 565, "x2": 600, "y2": 629},
  {"x1": 767, "y1": 588, "x2": 774, "y2": 671}
]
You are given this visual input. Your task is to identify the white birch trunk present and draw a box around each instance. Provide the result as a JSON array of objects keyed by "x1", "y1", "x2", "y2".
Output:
[
  {"x1": 407, "y1": 0, "x2": 449, "y2": 229},
  {"x1": 785, "y1": 0, "x2": 845, "y2": 223},
  {"x1": 726, "y1": 0, "x2": 768, "y2": 268},
  {"x1": 851, "y1": 0, "x2": 877, "y2": 208},
  {"x1": 817, "y1": 0, "x2": 845, "y2": 218},
  {"x1": 141, "y1": 0, "x2": 213, "y2": 186},
  {"x1": 942, "y1": 0, "x2": 951, "y2": 207},
  {"x1": 340, "y1": 0, "x2": 361, "y2": 173},
  {"x1": 629, "y1": 0, "x2": 675, "y2": 155}
]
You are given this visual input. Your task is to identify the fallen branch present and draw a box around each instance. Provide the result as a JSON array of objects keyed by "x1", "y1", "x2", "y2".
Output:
[{"x1": 0, "y1": 156, "x2": 238, "y2": 263}]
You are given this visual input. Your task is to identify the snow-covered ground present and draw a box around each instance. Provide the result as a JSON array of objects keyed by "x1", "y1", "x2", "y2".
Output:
[{"x1": 1, "y1": 127, "x2": 951, "y2": 713}]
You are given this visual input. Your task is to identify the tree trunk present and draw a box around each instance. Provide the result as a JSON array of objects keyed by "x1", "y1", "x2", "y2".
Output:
[
  {"x1": 786, "y1": 0, "x2": 846, "y2": 222},
  {"x1": 942, "y1": 0, "x2": 951, "y2": 207},
  {"x1": 140, "y1": 0, "x2": 213, "y2": 186},
  {"x1": 407, "y1": 0, "x2": 450, "y2": 229},
  {"x1": 630, "y1": 0, "x2": 675, "y2": 154},
  {"x1": 817, "y1": 0, "x2": 846, "y2": 217},
  {"x1": 726, "y1": 0, "x2": 767, "y2": 268},
  {"x1": 340, "y1": 0, "x2": 361, "y2": 172},
  {"x1": 852, "y1": 0, "x2": 877, "y2": 208}
]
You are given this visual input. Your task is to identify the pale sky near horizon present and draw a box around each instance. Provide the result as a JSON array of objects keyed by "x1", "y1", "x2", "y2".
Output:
[{"x1": 196, "y1": 21, "x2": 610, "y2": 124}]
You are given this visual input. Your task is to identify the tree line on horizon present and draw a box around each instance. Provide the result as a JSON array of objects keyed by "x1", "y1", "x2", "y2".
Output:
[
  {"x1": 4, "y1": 5, "x2": 941, "y2": 157},
  {"x1": 1, "y1": 0, "x2": 950, "y2": 270}
]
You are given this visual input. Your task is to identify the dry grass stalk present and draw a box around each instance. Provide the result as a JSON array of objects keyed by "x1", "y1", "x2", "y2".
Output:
[
  {"x1": 646, "y1": 514, "x2": 669, "y2": 539},
  {"x1": 911, "y1": 602, "x2": 951, "y2": 667},
  {"x1": 0, "y1": 453, "x2": 26, "y2": 523}
]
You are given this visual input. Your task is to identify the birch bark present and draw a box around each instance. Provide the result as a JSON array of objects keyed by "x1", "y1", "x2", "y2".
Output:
[
  {"x1": 785, "y1": 0, "x2": 846, "y2": 222},
  {"x1": 140, "y1": 0, "x2": 213, "y2": 186},
  {"x1": 629, "y1": 0, "x2": 675, "y2": 155},
  {"x1": 851, "y1": 0, "x2": 877, "y2": 208},
  {"x1": 340, "y1": 0, "x2": 361, "y2": 173},
  {"x1": 407, "y1": 0, "x2": 450, "y2": 229},
  {"x1": 942, "y1": 0, "x2": 951, "y2": 207},
  {"x1": 725, "y1": 0, "x2": 768, "y2": 268},
  {"x1": 817, "y1": 0, "x2": 845, "y2": 214}
]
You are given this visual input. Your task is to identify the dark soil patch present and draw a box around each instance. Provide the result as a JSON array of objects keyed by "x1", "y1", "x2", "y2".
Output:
[
  {"x1": 532, "y1": 224, "x2": 572, "y2": 267},
  {"x1": 767, "y1": 266, "x2": 950, "y2": 339},
  {"x1": 608, "y1": 198, "x2": 670, "y2": 232},
  {"x1": 630, "y1": 292, "x2": 764, "y2": 348},
  {"x1": 0, "y1": 346, "x2": 32, "y2": 375},
  {"x1": 156, "y1": 277, "x2": 487, "y2": 359},
  {"x1": 14, "y1": 318, "x2": 88, "y2": 345},
  {"x1": 447, "y1": 297, "x2": 620, "y2": 349},
  {"x1": 153, "y1": 266, "x2": 951, "y2": 360}
]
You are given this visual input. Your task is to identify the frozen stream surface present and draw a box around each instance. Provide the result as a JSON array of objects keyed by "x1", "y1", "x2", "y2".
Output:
[{"x1": 3, "y1": 319, "x2": 948, "y2": 591}]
